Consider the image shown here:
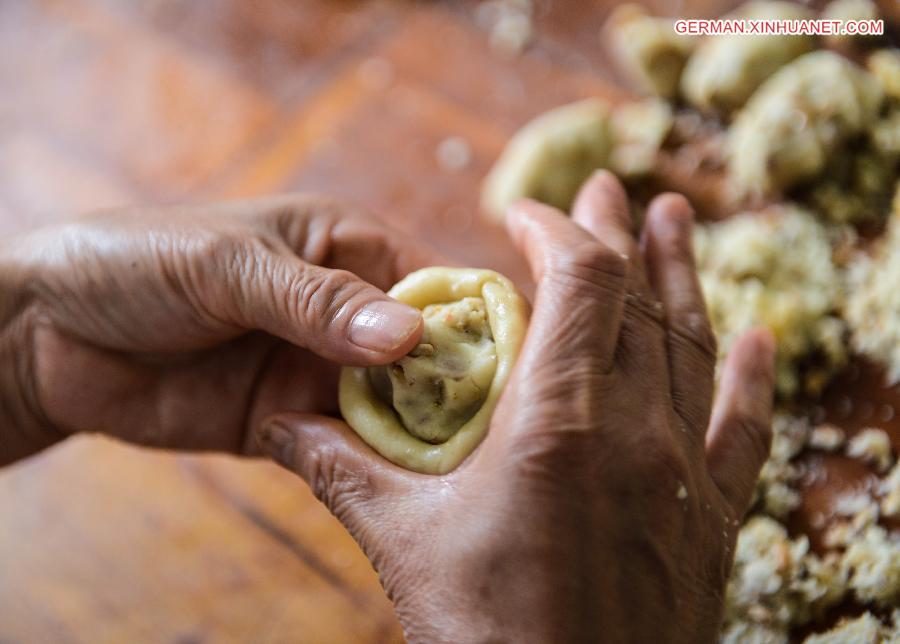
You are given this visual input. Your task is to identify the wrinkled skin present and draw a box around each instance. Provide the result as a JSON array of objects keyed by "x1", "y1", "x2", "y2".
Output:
[
  {"x1": 0, "y1": 195, "x2": 428, "y2": 464},
  {"x1": 258, "y1": 174, "x2": 775, "y2": 643},
  {"x1": 0, "y1": 175, "x2": 774, "y2": 643}
]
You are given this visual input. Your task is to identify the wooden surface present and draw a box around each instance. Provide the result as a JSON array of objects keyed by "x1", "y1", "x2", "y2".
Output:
[{"x1": 3, "y1": 1, "x2": 891, "y2": 642}]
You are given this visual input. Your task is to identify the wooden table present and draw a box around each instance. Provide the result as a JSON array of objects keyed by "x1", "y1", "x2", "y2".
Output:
[{"x1": 0, "y1": 1, "x2": 847, "y2": 642}]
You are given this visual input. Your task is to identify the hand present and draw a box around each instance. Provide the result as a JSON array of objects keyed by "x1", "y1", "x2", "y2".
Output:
[
  {"x1": 257, "y1": 173, "x2": 775, "y2": 643},
  {"x1": 0, "y1": 195, "x2": 432, "y2": 464}
]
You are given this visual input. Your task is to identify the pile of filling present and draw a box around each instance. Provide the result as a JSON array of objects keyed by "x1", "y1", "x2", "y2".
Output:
[
  {"x1": 725, "y1": 416, "x2": 900, "y2": 643},
  {"x1": 694, "y1": 207, "x2": 847, "y2": 397},
  {"x1": 844, "y1": 193, "x2": 900, "y2": 384}
]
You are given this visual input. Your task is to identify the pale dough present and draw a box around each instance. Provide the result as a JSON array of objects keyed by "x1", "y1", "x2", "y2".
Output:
[
  {"x1": 480, "y1": 98, "x2": 611, "y2": 220},
  {"x1": 605, "y1": 4, "x2": 695, "y2": 99},
  {"x1": 728, "y1": 50, "x2": 883, "y2": 197},
  {"x1": 339, "y1": 267, "x2": 528, "y2": 474},
  {"x1": 680, "y1": 1, "x2": 815, "y2": 115}
]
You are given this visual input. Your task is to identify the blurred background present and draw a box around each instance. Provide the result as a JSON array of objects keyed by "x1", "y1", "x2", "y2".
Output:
[{"x1": 0, "y1": 1, "x2": 880, "y2": 642}]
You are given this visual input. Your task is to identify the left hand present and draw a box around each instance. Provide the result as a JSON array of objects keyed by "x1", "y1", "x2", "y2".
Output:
[{"x1": 0, "y1": 195, "x2": 433, "y2": 463}]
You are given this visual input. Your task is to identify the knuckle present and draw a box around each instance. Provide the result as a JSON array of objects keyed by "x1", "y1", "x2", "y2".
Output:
[
  {"x1": 216, "y1": 238, "x2": 259, "y2": 289},
  {"x1": 548, "y1": 241, "x2": 628, "y2": 297},
  {"x1": 630, "y1": 436, "x2": 690, "y2": 482},
  {"x1": 303, "y1": 442, "x2": 334, "y2": 503},
  {"x1": 304, "y1": 442, "x2": 370, "y2": 517},
  {"x1": 270, "y1": 196, "x2": 341, "y2": 263},
  {"x1": 191, "y1": 230, "x2": 241, "y2": 268},
  {"x1": 167, "y1": 231, "x2": 245, "y2": 323},
  {"x1": 669, "y1": 311, "x2": 718, "y2": 363},
  {"x1": 307, "y1": 442, "x2": 343, "y2": 503},
  {"x1": 293, "y1": 267, "x2": 363, "y2": 328},
  {"x1": 508, "y1": 428, "x2": 598, "y2": 495},
  {"x1": 556, "y1": 241, "x2": 627, "y2": 282},
  {"x1": 224, "y1": 240, "x2": 278, "y2": 310}
]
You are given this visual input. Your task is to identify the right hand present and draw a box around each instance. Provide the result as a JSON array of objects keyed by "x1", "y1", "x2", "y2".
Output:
[{"x1": 258, "y1": 172, "x2": 775, "y2": 643}]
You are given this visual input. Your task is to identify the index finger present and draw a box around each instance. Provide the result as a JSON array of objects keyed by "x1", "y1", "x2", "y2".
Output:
[
  {"x1": 254, "y1": 194, "x2": 446, "y2": 291},
  {"x1": 506, "y1": 198, "x2": 629, "y2": 375},
  {"x1": 331, "y1": 215, "x2": 445, "y2": 289},
  {"x1": 571, "y1": 171, "x2": 645, "y2": 287}
]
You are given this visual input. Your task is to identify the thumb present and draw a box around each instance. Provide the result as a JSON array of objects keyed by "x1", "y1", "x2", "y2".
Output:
[
  {"x1": 224, "y1": 250, "x2": 423, "y2": 365},
  {"x1": 705, "y1": 328, "x2": 775, "y2": 517},
  {"x1": 256, "y1": 413, "x2": 407, "y2": 530}
]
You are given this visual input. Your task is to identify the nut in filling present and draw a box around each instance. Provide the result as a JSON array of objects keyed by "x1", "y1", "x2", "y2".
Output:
[{"x1": 369, "y1": 297, "x2": 498, "y2": 444}]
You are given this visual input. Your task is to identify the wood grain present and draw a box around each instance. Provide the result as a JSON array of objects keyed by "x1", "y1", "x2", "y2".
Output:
[{"x1": 0, "y1": 437, "x2": 402, "y2": 643}]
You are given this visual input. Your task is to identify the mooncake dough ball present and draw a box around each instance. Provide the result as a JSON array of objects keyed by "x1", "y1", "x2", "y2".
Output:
[
  {"x1": 480, "y1": 98, "x2": 611, "y2": 220},
  {"x1": 728, "y1": 51, "x2": 883, "y2": 197},
  {"x1": 605, "y1": 4, "x2": 695, "y2": 99},
  {"x1": 340, "y1": 267, "x2": 528, "y2": 474},
  {"x1": 608, "y1": 98, "x2": 674, "y2": 179},
  {"x1": 680, "y1": 1, "x2": 816, "y2": 115},
  {"x1": 821, "y1": 0, "x2": 881, "y2": 47}
]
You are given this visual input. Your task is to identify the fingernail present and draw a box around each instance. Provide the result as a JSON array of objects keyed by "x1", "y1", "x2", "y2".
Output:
[
  {"x1": 659, "y1": 206, "x2": 690, "y2": 238},
  {"x1": 349, "y1": 300, "x2": 421, "y2": 353},
  {"x1": 259, "y1": 422, "x2": 294, "y2": 469}
]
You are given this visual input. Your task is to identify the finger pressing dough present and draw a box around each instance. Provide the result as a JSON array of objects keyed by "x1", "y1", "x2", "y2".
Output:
[
  {"x1": 339, "y1": 267, "x2": 528, "y2": 474},
  {"x1": 480, "y1": 98, "x2": 611, "y2": 220}
]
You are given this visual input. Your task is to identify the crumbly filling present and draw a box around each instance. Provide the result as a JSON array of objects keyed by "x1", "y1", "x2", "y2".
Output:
[
  {"x1": 880, "y1": 463, "x2": 900, "y2": 518},
  {"x1": 727, "y1": 411, "x2": 899, "y2": 642},
  {"x1": 724, "y1": 516, "x2": 847, "y2": 637},
  {"x1": 695, "y1": 206, "x2": 847, "y2": 397},
  {"x1": 803, "y1": 611, "x2": 900, "y2": 644},
  {"x1": 807, "y1": 424, "x2": 846, "y2": 452},
  {"x1": 846, "y1": 428, "x2": 894, "y2": 473},
  {"x1": 752, "y1": 414, "x2": 811, "y2": 518},
  {"x1": 728, "y1": 50, "x2": 883, "y2": 200},
  {"x1": 845, "y1": 202, "x2": 900, "y2": 384},
  {"x1": 369, "y1": 297, "x2": 497, "y2": 444}
]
